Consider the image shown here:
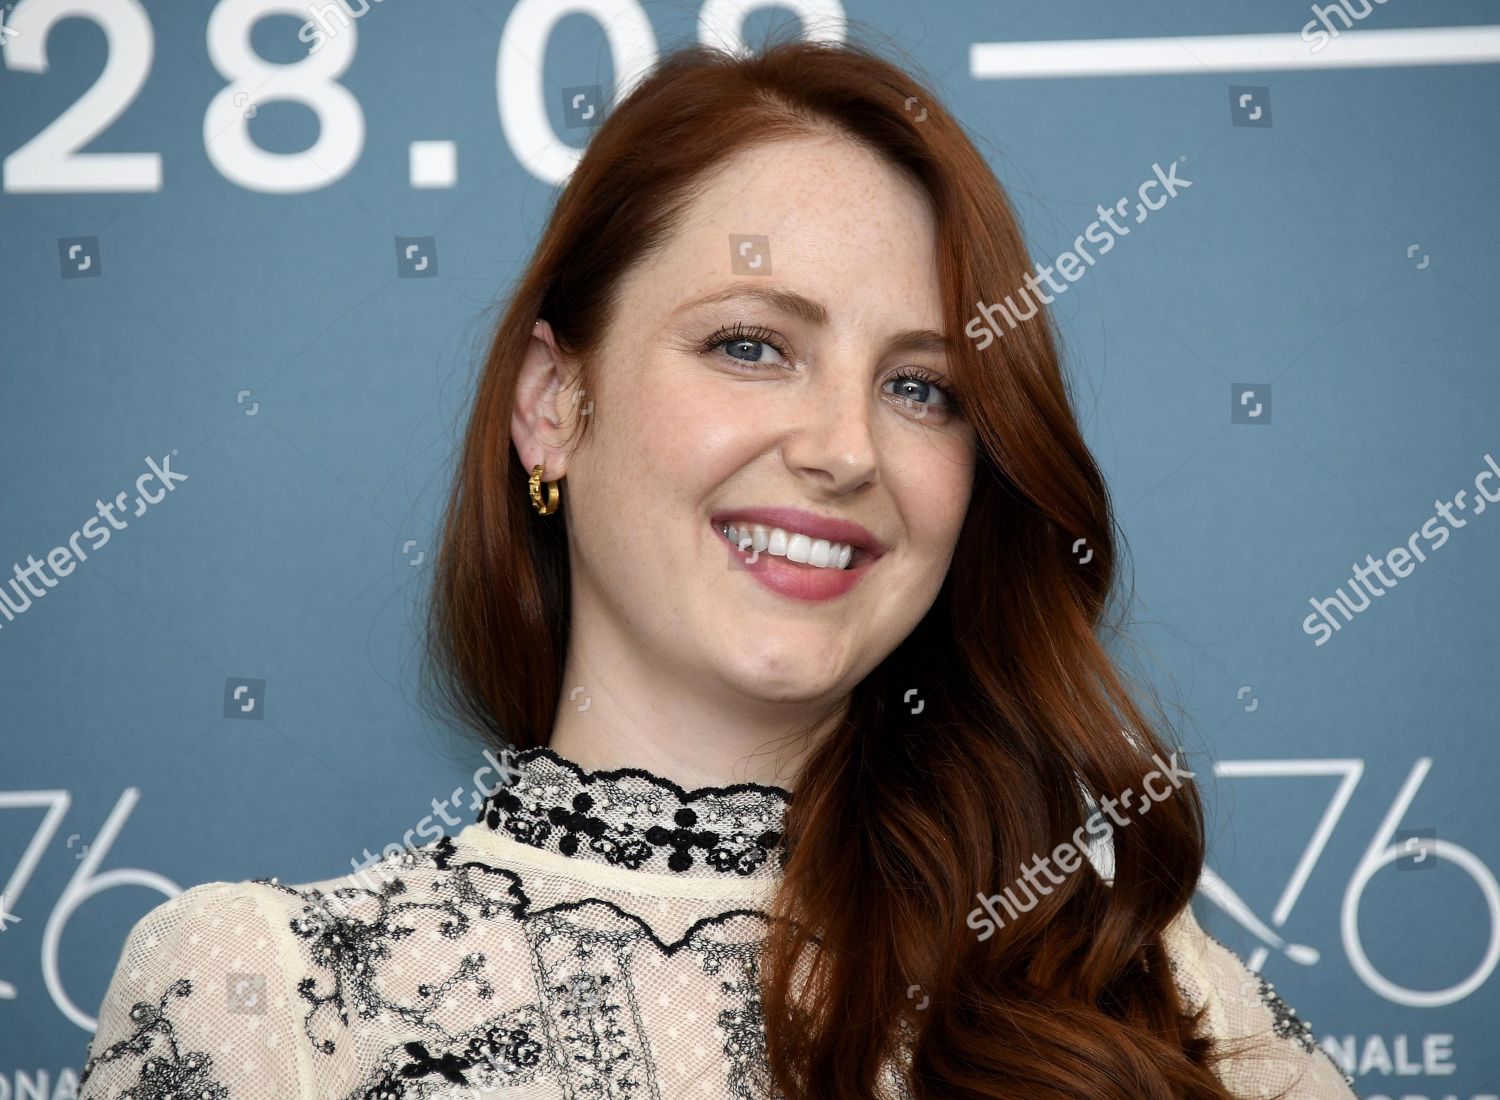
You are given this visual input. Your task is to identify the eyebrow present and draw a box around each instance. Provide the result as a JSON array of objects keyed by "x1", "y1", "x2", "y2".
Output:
[{"x1": 676, "y1": 284, "x2": 952, "y2": 355}]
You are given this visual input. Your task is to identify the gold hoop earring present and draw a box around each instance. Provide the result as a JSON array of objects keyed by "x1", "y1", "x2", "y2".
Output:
[{"x1": 529, "y1": 463, "x2": 560, "y2": 515}]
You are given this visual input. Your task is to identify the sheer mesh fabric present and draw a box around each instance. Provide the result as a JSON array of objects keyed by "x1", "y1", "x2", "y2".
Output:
[
  {"x1": 80, "y1": 882, "x2": 309, "y2": 1097},
  {"x1": 79, "y1": 746, "x2": 1359, "y2": 1099},
  {"x1": 1163, "y1": 904, "x2": 1360, "y2": 1098}
]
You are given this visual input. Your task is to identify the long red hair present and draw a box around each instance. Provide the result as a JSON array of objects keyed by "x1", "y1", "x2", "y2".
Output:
[{"x1": 427, "y1": 31, "x2": 1255, "y2": 1100}]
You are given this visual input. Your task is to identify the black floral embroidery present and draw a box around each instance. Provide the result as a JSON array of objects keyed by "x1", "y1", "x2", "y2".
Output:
[
  {"x1": 700, "y1": 941, "x2": 777, "y2": 1099},
  {"x1": 347, "y1": 1005, "x2": 547, "y2": 1098},
  {"x1": 82, "y1": 750, "x2": 941, "y2": 1099},
  {"x1": 252, "y1": 837, "x2": 518, "y2": 1058},
  {"x1": 525, "y1": 913, "x2": 655, "y2": 1097},
  {"x1": 479, "y1": 746, "x2": 789, "y2": 878},
  {"x1": 78, "y1": 978, "x2": 229, "y2": 1099},
  {"x1": 550, "y1": 790, "x2": 657, "y2": 869},
  {"x1": 187, "y1": 750, "x2": 935, "y2": 1098}
]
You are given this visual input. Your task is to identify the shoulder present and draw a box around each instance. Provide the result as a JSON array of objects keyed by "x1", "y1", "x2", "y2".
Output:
[
  {"x1": 1162, "y1": 903, "x2": 1362, "y2": 1099},
  {"x1": 81, "y1": 878, "x2": 314, "y2": 1099},
  {"x1": 238, "y1": 831, "x2": 526, "y2": 945},
  {"x1": 82, "y1": 833, "x2": 535, "y2": 1100},
  {"x1": 88, "y1": 877, "x2": 291, "y2": 1000}
]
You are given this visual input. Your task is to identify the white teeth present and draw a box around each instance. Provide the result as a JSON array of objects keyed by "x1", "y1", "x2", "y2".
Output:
[{"x1": 720, "y1": 522, "x2": 857, "y2": 570}]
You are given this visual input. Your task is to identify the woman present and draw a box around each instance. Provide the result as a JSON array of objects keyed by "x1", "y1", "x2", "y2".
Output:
[{"x1": 80, "y1": 36, "x2": 1360, "y2": 1100}]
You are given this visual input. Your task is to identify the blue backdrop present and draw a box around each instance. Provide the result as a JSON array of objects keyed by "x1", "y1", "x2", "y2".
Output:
[{"x1": 2, "y1": 1, "x2": 1497, "y2": 1095}]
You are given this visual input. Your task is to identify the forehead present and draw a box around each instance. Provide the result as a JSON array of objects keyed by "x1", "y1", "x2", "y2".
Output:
[{"x1": 617, "y1": 132, "x2": 943, "y2": 332}]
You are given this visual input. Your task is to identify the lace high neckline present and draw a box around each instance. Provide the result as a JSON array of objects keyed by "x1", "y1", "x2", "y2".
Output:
[{"x1": 474, "y1": 744, "x2": 792, "y2": 881}]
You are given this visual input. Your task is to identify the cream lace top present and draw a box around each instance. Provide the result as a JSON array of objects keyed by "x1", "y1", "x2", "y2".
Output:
[{"x1": 79, "y1": 746, "x2": 1360, "y2": 1099}]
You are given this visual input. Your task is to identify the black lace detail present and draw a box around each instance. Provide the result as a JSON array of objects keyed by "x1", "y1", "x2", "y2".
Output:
[
  {"x1": 252, "y1": 836, "x2": 519, "y2": 1058},
  {"x1": 1202, "y1": 934, "x2": 1360, "y2": 1095},
  {"x1": 1247, "y1": 974, "x2": 1318, "y2": 1054},
  {"x1": 698, "y1": 939, "x2": 914, "y2": 1100},
  {"x1": 248, "y1": 829, "x2": 783, "y2": 1095},
  {"x1": 477, "y1": 745, "x2": 790, "y2": 879},
  {"x1": 1248, "y1": 974, "x2": 1363, "y2": 1094},
  {"x1": 347, "y1": 1004, "x2": 547, "y2": 1098},
  {"x1": 78, "y1": 978, "x2": 229, "y2": 1099},
  {"x1": 1201, "y1": 933, "x2": 1320, "y2": 1056},
  {"x1": 233, "y1": 798, "x2": 919, "y2": 1099},
  {"x1": 700, "y1": 941, "x2": 776, "y2": 1099},
  {"x1": 526, "y1": 911, "x2": 657, "y2": 1095}
]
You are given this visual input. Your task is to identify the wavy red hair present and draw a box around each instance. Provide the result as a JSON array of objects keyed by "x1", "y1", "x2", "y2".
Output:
[{"x1": 426, "y1": 30, "x2": 1280, "y2": 1100}]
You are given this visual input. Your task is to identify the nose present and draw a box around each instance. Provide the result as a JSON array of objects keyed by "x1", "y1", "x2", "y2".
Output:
[{"x1": 780, "y1": 367, "x2": 879, "y2": 494}]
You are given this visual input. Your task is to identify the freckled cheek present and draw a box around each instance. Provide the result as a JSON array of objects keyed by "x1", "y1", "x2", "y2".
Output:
[
  {"x1": 650, "y1": 390, "x2": 769, "y2": 477},
  {"x1": 897, "y1": 447, "x2": 975, "y2": 557}
]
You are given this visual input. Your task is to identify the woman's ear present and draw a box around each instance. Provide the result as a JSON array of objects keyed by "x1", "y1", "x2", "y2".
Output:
[{"x1": 511, "y1": 319, "x2": 585, "y2": 475}]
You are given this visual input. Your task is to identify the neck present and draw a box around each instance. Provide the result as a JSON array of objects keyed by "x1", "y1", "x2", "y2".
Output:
[{"x1": 547, "y1": 621, "x2": 847, "y2": 792}]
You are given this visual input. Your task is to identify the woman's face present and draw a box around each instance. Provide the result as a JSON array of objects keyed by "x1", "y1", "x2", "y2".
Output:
[{"x1": 522, "y1": 132, "x2": 977, "y2": 713}]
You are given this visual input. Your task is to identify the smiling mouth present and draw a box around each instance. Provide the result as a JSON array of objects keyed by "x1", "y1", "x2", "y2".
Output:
[{"x1": 715, "y1": 520, "x2": 869, "y2": 570}]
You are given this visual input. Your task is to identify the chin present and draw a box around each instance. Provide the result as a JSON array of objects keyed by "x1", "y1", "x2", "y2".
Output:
[{"x1": 709, "y1": 638, "x2": 850, "y2": 702}]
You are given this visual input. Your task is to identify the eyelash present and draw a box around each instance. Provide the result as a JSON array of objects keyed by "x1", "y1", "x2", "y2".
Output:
[
  {"x1": 702, "y1": 322, "x2": 791, "y2": 362},
  {"x1": 700, "y1": 323, "x2": 960, "y2": 412},
  {"x1": 888, "y1": 366, "x2": 959, "y2": 412}
]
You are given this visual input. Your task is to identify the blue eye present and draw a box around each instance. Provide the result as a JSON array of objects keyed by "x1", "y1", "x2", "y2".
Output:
[
  {"x1": 704, "y1": 323, "x2": 790, "y2": 366},
  {"x1": 885, "y1": 368, "x2": 956, "y2": 412},
  {"x1": 724, "y1": 338, "x2": 775, "y2": 363}
]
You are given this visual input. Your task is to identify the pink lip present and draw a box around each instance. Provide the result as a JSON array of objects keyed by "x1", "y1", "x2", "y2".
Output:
[
  {"x1": 708, "y1": 507, "x2": 889, "y2": 556},
  {"x1": 714, "y1": 527, "x2": 880, "y2": 602},
  {"x1": 708, "y1": 508, "x2": 888, "y2": 603}
]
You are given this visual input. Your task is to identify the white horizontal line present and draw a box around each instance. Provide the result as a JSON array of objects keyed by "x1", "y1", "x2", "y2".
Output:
[{"x1": 970, "y1": 25, "x2": 1500, "y2": 78}]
